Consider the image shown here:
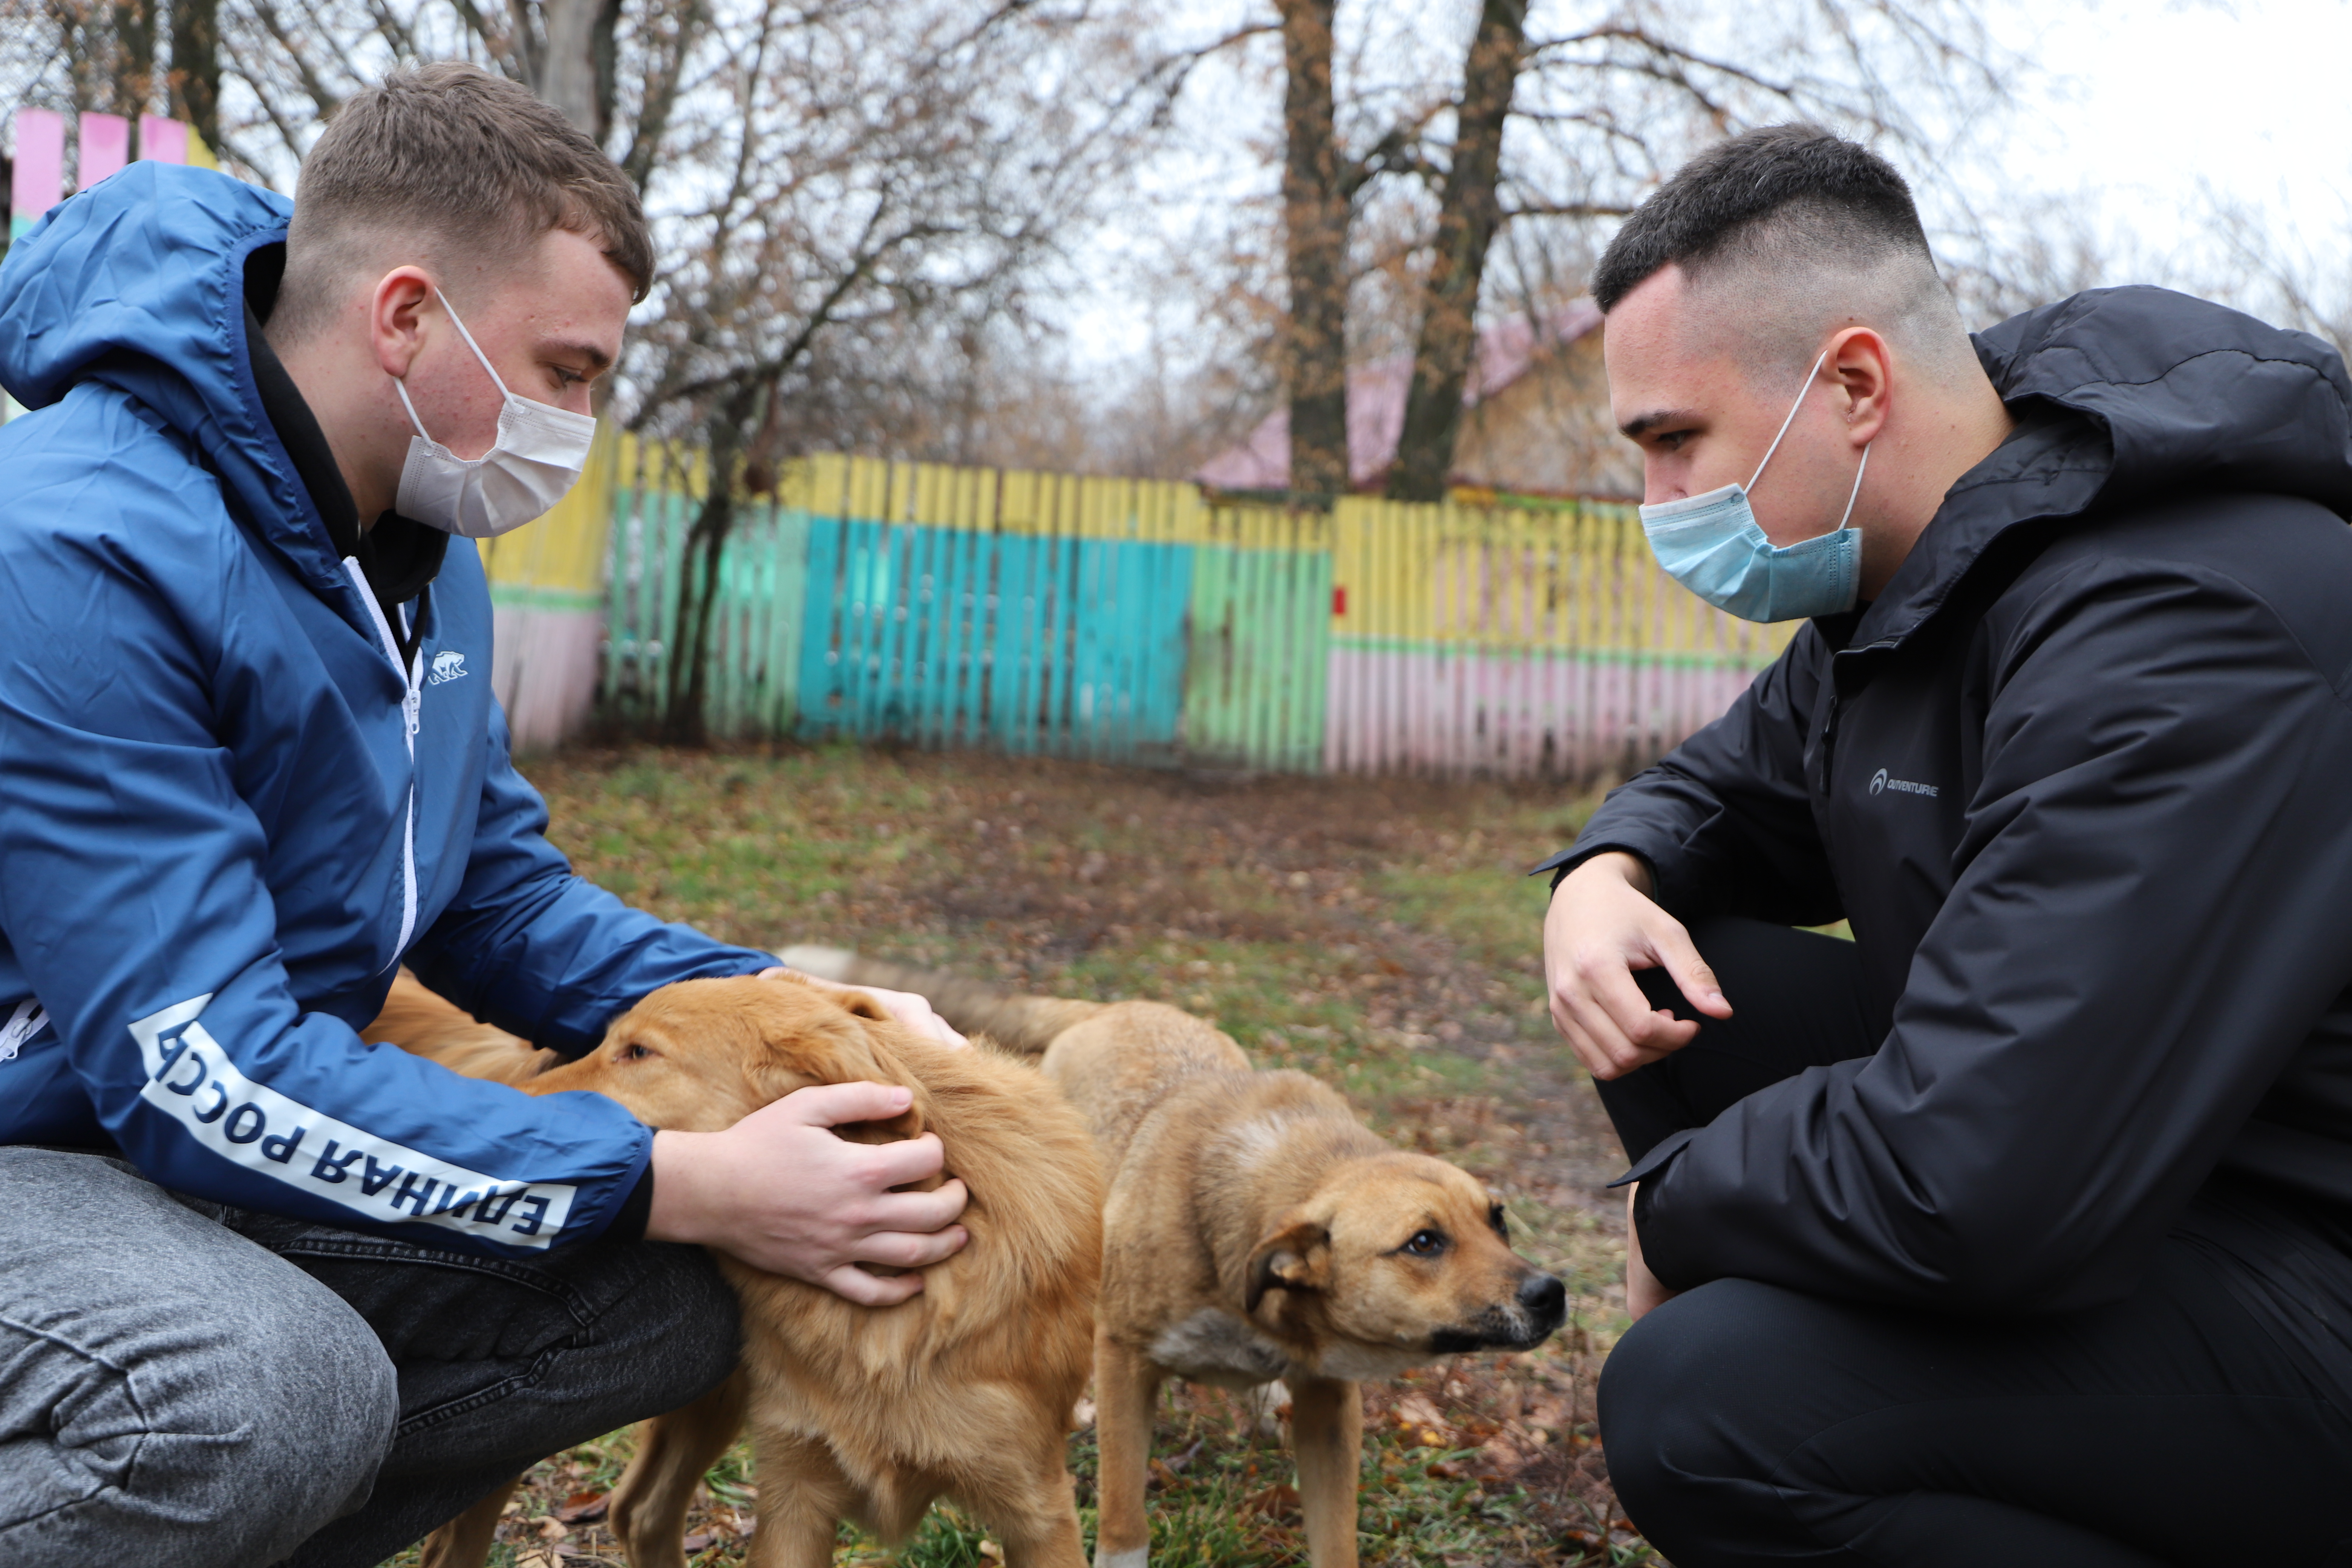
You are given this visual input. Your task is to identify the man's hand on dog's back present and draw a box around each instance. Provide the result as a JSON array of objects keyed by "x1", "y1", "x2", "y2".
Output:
[
  {"x1": 1545, "y1": 850, "x2": 1731, "y2": 1080},
  {"x1": 646, "y1": 1083, "x2": 970, "y2": 1306}
]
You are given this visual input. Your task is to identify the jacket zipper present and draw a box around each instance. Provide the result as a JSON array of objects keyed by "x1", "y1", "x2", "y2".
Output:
[
  {"x1": 344, "y1": 558, "x2": 421, "y2": 967},
  {"x1": 1819, "y1": 691, "x2": 1842, "y2": 796}
]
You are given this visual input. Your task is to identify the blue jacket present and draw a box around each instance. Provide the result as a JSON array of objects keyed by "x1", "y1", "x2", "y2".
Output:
[{"x1": 0, "y1": 162, "x2": 774, "y2": 1255}]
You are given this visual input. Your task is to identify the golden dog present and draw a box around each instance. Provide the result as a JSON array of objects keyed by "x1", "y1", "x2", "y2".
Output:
[
  {"x1": 365, "y1": 971, "x2": 1103, "y2": 1568},
  {"x1": 782, "y1": 949, "x2": 1568, "y2": 1568}
]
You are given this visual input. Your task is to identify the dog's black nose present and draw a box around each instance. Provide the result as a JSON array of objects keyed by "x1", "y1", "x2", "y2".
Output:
[{"x1": 1520, "y1": 1272, "x2": 1567, "y2": 1322}]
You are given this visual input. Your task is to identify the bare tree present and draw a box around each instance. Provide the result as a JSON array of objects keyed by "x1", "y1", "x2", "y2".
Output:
[
  {"x1": 1276, "y1": 0, "x2": 1350, "y2": 496},
  {"x1": 1387, "y1": 0, "x2": 1525, "y2": 501},
  {"x1": 1151, "y1": 0, "x2": 2008, "y2": 499}
]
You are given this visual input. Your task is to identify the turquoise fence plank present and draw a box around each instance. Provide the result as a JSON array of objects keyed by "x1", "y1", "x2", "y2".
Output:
[
  {"x1": 994, "y1": 536, "x2": 1040, "y2": 754},
  {"x1": 797, "y1": 518, "x2": 847, "y2": 737},
  {"x1": 909, "y1": 519, "x2": 947, "y2": 742},
  {"x1": 946, "y1": 523, "x2": 980, "y2": 747},
  {"x1": 1069, "y1": 539, "x2": 1190, "y2": 755}
]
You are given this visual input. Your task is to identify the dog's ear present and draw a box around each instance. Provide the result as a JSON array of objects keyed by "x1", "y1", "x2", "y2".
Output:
[
  {"x1": 1245, "y1": 1217, "x2": 1333, "y2": 1315},
  {"x1": 745, "y1": 984, "x2": 926, "y2": 1139},
  {"x1": 831, "y1": 988, "x2": 891, "y2": 1022}
]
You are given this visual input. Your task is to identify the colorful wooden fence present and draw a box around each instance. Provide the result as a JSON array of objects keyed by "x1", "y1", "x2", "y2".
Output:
[{"x1": 594, "y1": 448, "x2": 1797, "y2": 778}]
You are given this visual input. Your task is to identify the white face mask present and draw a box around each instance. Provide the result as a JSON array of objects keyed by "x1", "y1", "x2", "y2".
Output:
[{"x1": 392, "y1": 288, "x2": 597, "y2": 538}]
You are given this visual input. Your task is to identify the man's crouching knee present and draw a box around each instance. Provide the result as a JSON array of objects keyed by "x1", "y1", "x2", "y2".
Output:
[
  {"x1": 0, "y1": 1255, "x2": 398, "y2": 1568},
  {"x1": 1598, "y1": 1278, "x2": 1822, "y2": 1560}
]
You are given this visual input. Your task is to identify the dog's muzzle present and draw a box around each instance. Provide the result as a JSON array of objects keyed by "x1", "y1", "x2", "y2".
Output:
[{"x1": 1428, "y1": 1272, "x2": 1568, "y2": 1354}]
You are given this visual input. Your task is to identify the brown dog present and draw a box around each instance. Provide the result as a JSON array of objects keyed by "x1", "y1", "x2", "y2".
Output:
[
  {"x1": 783, "y1": 949, "x2": 1568, "y2": 1568},
  {"x1": 368, "y1": 971, "x2": 1104, "y2": 1568}
]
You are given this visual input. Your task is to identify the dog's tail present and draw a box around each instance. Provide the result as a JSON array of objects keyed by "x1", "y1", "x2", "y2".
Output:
[{"x1": 776, "y1": 945, "x2": 1103, "y2": 1055}]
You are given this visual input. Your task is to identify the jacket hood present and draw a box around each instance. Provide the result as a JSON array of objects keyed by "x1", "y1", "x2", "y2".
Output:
[
  {"x1": 0, "y1": 162, "x2": 354, "y2": 602},
  {"x1": 1851, "y1": 285, "x2": 2352, "y2": 651}
]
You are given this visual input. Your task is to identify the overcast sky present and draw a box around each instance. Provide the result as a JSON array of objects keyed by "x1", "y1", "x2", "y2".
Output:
[
  {"x1": 1063, "y1": 0, "x2": 2352, "y2": 370},
  {"x1": 1982, "y1": 0, "x2": 2352, "y2": 264}
]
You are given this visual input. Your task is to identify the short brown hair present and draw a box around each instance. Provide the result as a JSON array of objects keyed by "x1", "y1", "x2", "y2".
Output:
[
  {"x1": 1593, "y1": 124, "x2": 1929, "y2": 313},
  {"x1": 274, "y1": 62, "x2": 652, "y2": 340}
]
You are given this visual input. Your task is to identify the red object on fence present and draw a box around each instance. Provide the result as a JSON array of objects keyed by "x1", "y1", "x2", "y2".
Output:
[
  {"x1": 78, "y1": 112, "x2": 129, "y2": 190},
  {"x1": 1332, "y1": 585, "x2": 1347, "y2": 617}
]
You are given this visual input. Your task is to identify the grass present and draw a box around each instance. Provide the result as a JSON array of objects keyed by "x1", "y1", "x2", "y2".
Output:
[{"x1": 379, "y1": 741, "x2": 1657, "y2": 1567}]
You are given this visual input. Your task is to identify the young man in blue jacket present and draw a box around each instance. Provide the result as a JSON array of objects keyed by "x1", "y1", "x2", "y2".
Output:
[
  {"x1": 1541, "y1": 125, "x2": 2352, "y2": 1564},
  {"x1": 0, "y1": 65, "x2": 969, "y2": 1568}
]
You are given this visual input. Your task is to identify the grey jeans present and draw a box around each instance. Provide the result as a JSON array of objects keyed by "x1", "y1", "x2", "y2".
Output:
[{"x1": 0, "y1": 1146, "x2": 739, "y2": 1568}]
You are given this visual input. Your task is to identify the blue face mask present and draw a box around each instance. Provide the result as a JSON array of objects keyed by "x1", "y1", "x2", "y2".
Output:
[{"x1": 1637, "y1": 349, "x2": 1872, "y2": 622}]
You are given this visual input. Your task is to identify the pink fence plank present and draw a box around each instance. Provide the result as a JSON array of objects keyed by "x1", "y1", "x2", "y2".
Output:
[
  {"x1": 9, "y1": 109, "x2": 66, "y2": 236},
  {"x1": 78, "y1": 112, "x2": 129, "y2": 189},
  {"x1": 138, "y1": 116, "x2": 187, "y2": 164},
  {"x1": 1322, "y1": 646, "x2": 1764, "y2": 782}
]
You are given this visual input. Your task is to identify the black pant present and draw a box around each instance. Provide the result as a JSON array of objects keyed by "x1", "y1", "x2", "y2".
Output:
[
  {"x1": 1592, "y1": 918, "x2": 2352, "y2": 1568},
  {"x1": 216, "y1": 1203, "x2": 741, "y2": 1568}
]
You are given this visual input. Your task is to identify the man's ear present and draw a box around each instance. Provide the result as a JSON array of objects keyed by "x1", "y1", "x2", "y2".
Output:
[
  {"x1": 369, "y1": 265, "x2": 437, "y2": 380},
  {"x1": 1245, "y1": 1217, "x2": 1332, "y2": 1315},
  {"x1": 1828, "y1": 324, "x2": 1893, "y2": 447}
]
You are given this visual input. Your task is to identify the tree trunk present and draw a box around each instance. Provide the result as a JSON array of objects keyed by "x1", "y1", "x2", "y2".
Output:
[
  {"x1": 1386, "y1": 0, "x2": 1527, "y2": 502},
  {"x1": 1276, "y1": 0, "x2": 1350, "y2": 499},
  {"x1": 663, "y1": 376, "x2": 778, "y2": 744},
  {"x1": 534, "y1": 0, "x2": 622, "y2": 139},
  {"x1": 168, "y1": 0, "x2": 224, "y2": 156},
  {"x1": 113, "y1": 0, "x2": 155, "y2": 156}
]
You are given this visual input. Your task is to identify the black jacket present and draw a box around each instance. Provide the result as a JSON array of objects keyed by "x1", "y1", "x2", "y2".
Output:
[{"x1": 1543, "y1": 287, "x2": 2352, "y2": 1317}]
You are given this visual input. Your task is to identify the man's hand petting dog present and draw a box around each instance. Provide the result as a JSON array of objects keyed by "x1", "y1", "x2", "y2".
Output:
[
  {"x1": 646, "y1": 1083, "x2": 971, "y2": 1306},
  {"x1": 762, "y1": 966, "x2": 969, "y2": 1050},
  {"x1": 1544, "y1": 850, "x2": 1732, "y2": 1080}
]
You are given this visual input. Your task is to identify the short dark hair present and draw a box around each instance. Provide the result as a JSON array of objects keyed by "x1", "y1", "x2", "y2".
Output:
[
  {"x1": 1592, "y1": 125, "x2": 1931, "y2": 312},
  {"x1": 276, "y1": 62, "x2": 652, "y2": 340}
]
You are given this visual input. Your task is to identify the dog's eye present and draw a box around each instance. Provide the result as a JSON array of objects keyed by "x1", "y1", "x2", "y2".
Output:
[
  {"x1": 1488, "y1": 1204, "x2": 1510, "y2": 1240},
  {"x1": 617, "y1": 1043, "x2": 652, "y2": 1062},
  {"x1": 1401, "y1": 1228, "x2": 1449, "y2": 1258}
]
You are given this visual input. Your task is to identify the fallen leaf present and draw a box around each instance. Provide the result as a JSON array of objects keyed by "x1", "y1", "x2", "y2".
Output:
[
  {"x1": 1071, "y1": 1397, "x2": 1097, "y2": 1430},
  {"x1": 514, "y1": 1548, "x2": 561, "y2": 1568},
  {"x1": 535, "y1": 1517, "x2": 570, "y2": 1542},
  {"x1": 682, "y1": 1533, "x2": 715, "y2": 1553},
  {"x1": 1243, "y1": 1482, "x2": 1302, "y2": 1520},
  {"x1": 978, "y1": 1542, "x2": 1004, "y2": 1561},
  {"x1": 1429, "y1": 1461, "x2": 1465, "y2": 1480},
  {"x1": 1392, "y1": 1393, "x2": 1447, "y2": 1432},
  {"x1": 556, "y1": 1490, "x2": 609, "y2": 1524}
]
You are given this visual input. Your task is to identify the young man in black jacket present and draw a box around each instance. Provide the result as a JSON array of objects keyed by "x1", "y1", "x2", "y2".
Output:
[{"x1": 1540, "y1": 124, "x2": 2352, "y2": 1566}]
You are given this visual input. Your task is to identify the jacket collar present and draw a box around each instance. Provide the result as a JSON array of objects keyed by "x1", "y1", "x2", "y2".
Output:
[{"x1": 1836, "y1": 287, "x2": 2352, "y2": 656}]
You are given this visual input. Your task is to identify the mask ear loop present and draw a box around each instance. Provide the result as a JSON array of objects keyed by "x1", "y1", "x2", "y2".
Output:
[
  {"x1": 1749, "y1": 348, "x2": 1834, "y2": 491},
  {"x1": 390, "y1": 286, "x2": 512, "y2": 449},
  {"x1": 430, "y1": 286, "x2": 514, "y2": 398},
  {"x1": 1837, "y1": 443, "x2": 1872, "y2": 530}
]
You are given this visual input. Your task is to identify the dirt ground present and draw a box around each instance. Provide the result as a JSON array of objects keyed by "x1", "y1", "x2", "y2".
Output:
[{"x1": 389, "y1": 741, "x2": 1657, "y2": 1567}]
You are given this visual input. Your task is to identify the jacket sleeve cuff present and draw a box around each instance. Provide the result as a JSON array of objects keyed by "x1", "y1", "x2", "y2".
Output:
[
  {"x1": 1605, "y1": 1126, "x2": 1696, "y2": 1189},
  {"x1": 603, "y1": 1161, "x2": 656, "y2": 1244},
  {"x1": 1531, "y1": 841, "x2": 1662, "y2": 892}
]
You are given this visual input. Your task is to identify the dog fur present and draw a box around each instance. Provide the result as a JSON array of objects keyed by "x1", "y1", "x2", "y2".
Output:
[
  {"x1": 781, "y1": 948, "x2": 1568, "y2": 1568},
  {"x1": 370, "y1": 969, "x2": 1104, "y2": 1568}
]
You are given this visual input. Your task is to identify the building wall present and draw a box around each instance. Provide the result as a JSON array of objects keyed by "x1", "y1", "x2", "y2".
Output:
[{"x1": 1450, "y1": 332, "x2": 1642, "y2": 500}]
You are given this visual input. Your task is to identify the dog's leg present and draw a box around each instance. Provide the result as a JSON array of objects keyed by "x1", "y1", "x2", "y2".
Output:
[
  {"x1": 744, "y1": 1429, "x2": 857, "y2": 1568},
  {"x1": 418, "y1": 1477, "x2": 519, "y2": 1568},
  {"x1": 608, "y1": 1369, "x2": 749, "y2": 1568},
  {"x1": 1289, "y1": 1376, "x2": 1362, "y2": 1568},
  {"x1": 959, "y1": 1421, "x2": 1087, "y2": 1568},
  {"x1": 1090, "y1": 1329, "x2": 1161, "y2": 1568}
]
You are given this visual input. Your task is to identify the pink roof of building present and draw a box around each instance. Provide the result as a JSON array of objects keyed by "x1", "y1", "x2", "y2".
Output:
[{"x1": 1196, "y1": 299, "x2": 1602, "y2": 491}]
